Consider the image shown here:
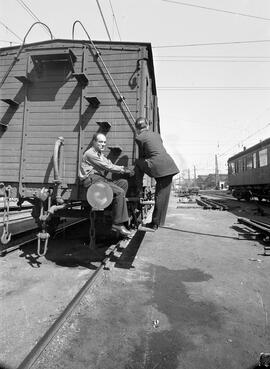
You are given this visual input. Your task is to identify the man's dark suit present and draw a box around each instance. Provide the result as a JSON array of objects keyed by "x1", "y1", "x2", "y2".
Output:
[{"x1": 135, "y1": 130, "x2": 179, "y2": 226}]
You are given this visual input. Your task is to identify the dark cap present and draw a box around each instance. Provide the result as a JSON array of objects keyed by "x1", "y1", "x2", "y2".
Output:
[{"x1": 135, "y1": 117, "x2": 148, "y2": 130}]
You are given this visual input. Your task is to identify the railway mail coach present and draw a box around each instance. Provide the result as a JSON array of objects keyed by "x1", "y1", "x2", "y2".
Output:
[
  {"x1": 0, "y1": 38, "x2": 159, "y2": 246},
  {"x1": 228, "y1": 138, "x2": 270, "y2": 201}
]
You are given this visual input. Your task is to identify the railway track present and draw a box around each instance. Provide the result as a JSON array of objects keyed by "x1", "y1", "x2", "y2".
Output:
[
  {"x1": 196, "y1": 196, "x2": 228, "y2": 211},
  {"x1": 16, "y1": 233, "x2": 134, "y2": 369},
  {"x1": 0, "y1": 208, "x2": 142, "y2": 368},
  {"x1": 237, "y1": 217, "x2": 270, "y2": 255},
  {"x1": 197, "y1": 191, "x2": 270, "y2": 215}
]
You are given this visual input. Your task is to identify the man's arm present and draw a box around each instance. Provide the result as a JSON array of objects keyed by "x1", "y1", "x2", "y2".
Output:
[
  {"x1": 136, "y1": 137, "x2": 144, "y2": 158},
  {"x1": 86, "y1": 150, "x2": 125, "y2": 173}
]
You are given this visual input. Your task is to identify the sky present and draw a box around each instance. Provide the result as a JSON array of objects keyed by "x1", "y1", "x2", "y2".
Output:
[{"x1": 1, "y1": 0, "x2": 270, "y2": 177}]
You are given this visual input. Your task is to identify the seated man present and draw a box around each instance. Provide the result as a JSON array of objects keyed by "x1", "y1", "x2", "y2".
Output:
[{"x1": 79, "y1": 133, "x2": 131, "y2": 238}]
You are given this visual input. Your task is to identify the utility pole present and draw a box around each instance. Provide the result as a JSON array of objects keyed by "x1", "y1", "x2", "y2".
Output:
[
  {"x1": 193, "y1": 165, "x2": 197, "y2": 186},
  {"x1": 215, "y1": 154, "x2": 220, "y2": 190},
  {"x1": 188, "y1": 168, "x2": 191, "y2": 187}
]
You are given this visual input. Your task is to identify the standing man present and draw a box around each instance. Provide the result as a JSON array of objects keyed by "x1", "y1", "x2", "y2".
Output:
[
  {"x1": 79, "y1": 133, "x2": 132, "y2": 238},
  {"x1": 135, "y1": 117, "x2": 179, "y2": 230}
]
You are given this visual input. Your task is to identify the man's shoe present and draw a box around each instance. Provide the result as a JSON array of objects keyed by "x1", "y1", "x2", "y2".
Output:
[
  {"x1": 111, "y1": 224, "x2": 132, "y2": 238},
  {"x1": 145, "y1": 222, "x2": 158, "y2": 230},
  {"x1": 138, "y1": 222, "x2": 158, "y2": 232}
]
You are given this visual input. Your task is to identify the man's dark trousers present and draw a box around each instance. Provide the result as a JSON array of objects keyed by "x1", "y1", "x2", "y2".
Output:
[
  {"x1": 83, "y1": 174, "x2": 129, "y2": 224},
  {"x1": 152, "y1": 175, "x2": 173, "y2": 226},
  {"x1": 135, "y1": 161, "x2": 173, "y2": 226}
]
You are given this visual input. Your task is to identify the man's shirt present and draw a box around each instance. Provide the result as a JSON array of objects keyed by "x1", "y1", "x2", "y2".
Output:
[{"x1": 79, "y1": 147, "x2": 123, "y2": 181}]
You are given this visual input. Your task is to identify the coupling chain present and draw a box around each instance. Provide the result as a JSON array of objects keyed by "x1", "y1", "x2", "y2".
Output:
[
  {"x1": 1, "y1": 186, "x2": 11, "y2": 244},
  {"x1": 37, "y1": 201, "x2": 50, "y2": 256}
]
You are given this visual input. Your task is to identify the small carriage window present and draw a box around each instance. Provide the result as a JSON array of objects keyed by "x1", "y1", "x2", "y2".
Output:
[
  {"x1": 238, "y1": 159, "x2": 242, "y2": 172},
  {"x1": 228, "y1": 162, "x2": 234, "y2": 174},
  {"x1": 259, "y1": 149, "x2": 268, "y2": 167},
  {"x1": 246, "y1": 156, "x2": 252, "y2": 169},
  {"x1": 253, "y1": 152, "x2": 257, "y2": 168},
  {"x1": 235, "y1": 160, "x2": 239, "y2": 173},
  {"x1": 242, "y1": 158, "x2": 246, "y2": 171}
]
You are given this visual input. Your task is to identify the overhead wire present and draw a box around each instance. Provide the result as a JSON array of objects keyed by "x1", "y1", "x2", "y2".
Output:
[
  {"x1": 0, "y1": 20, "x2": 23, "y2": 41},
  {"x1": 155, "y1": 55, "x2": 270, "y2": 62},
  {"x1": 155, "y1": 58, "x2": 270, "y2": 62},
  {"x1": 158, "y1": 87, "x2": 270, "y2": 91},
  {"x1": 218, "y1": 122, "x2": 270, "y2": 158},
  {"x1": 96, "y1": 0, "x2": 112, "y2": 41},
  {"x1": 0, "y1": 40, "x2": 21, "y2": 44},
  {"x1": 0, "y1": 22, "x2": 53, "y2": 89},
  {"x1": 161, "y1": 0, "x2": 270, "y2": 22},
  {"x1": 16, "y1": 0, "x2": 53, "y2": 38},
  {"x1": 16, "y1": 0, "x2": 40, "y2": 22},
  {"x1": 108, "y1": 0, "x2": 122, "y2": 41},
  {"x1": 155, "y1": 55, "x2": 270, "y2": 58},
  {"x1": 153, "y1": 39, "x2": 270, "y2": 49}
]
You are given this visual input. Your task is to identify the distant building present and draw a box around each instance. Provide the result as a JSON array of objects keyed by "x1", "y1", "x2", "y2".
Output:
[{"x1": 197, "y1": 174, "x2": 228, "y2": 190}]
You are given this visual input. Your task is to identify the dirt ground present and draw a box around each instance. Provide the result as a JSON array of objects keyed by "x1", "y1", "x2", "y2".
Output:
[
  {"x1": 0, "y1": 221, "x2": 114, "y2": 369},
  {"x1": 23, "y1": 194, "x2": 270, "y2": 369}
]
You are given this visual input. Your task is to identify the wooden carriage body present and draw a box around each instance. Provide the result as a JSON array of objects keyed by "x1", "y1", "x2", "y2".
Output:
[{"x1": 0, "y1": 39, "x2": 159, "y2": 202}]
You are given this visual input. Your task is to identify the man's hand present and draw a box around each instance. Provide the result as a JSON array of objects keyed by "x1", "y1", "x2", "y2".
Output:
[{"x1": 122, "y1": 167, "x2": 135, "y2": 176}]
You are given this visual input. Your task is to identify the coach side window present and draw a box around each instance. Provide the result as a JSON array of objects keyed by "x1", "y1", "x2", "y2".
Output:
[
  {"x1": 259, "y1": 148, "x2": 268, "y2": 167},
  {"x1": 238, "y1": 159, "x2": 242, "y2": 172},
  {"x1": 242, "y1": 158, "x2": 246, "y2": 171},
  {"x1": 246, "y1": 155, "x2": 252, "y2": 170},
  {"x1": 253, "y1": 152, "x2": 257, "y2": 168},
  {"x1": 235, "y1": 160, "x2": 239, "y2": 173},
  {"x1": 228, "y1": 162, "x2": 234, "y2": 174}
]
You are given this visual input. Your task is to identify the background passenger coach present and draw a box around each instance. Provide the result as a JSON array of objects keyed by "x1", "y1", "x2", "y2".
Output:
[
  {"x1": 0, "y1": 27, "x2": 160, "y2": 251},
  {"x1": 228, "y1": 137, "x2": 270, "y2": 201}
]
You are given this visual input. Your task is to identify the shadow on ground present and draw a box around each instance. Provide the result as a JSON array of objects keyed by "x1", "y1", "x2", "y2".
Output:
[
  {"x1": 18, "y1": 221, "x2": 146, "y2": 271},
  {"x1": 113, "y1": 230, "x2": 146, "y2": 269}
]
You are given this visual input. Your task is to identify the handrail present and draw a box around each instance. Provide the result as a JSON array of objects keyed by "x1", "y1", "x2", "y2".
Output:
[
  {"x1": 0, "y1": 22, "x2": 53, "y2": 89},
  {"x1": 71, "y1": 20, "x2": 136, "y2": 124}
]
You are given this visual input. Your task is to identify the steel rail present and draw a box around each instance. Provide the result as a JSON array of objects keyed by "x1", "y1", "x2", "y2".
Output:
[
  {"x1": 201, "y1": 197, "x2": 221, "y2": 210},
  {"x1": 237, "y1": 217, "x2": 270, "y2": 255},
  {"x1": 206, "y1": 199, "x2": 228, "y2": 210},
  {"x1": 238, "y1": 217, "x2": 270, "y2": 235},
  {"x1": 199, "y1": 196, "x2": 228, "y2": 210},
  {"x1": 16, "y1": 236, "x2": 130, "y2": 369},
  {"x1": 248, "y1": 219, "x2": 270, "y2": 228},
  {"x1": 17, "y1": 261, "x2": 105, "y2": 369},
  {"x1": 196, "y1": 198, "x2": 211, "y2": 209}
]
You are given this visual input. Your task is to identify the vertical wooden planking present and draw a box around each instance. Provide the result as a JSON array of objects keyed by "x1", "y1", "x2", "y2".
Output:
[
  {"x1": 0, "y1": 40, "x2": 159, "y2": 199},
  {"x1": 0, "y1": 50, "x2": 29, "y2": 183},
  {"x1": 82, "y1": 45, "x2": 141, "y2": 166},
  {"x1": 21, "y1": 45, "x2": 84, "y2": 184}
]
